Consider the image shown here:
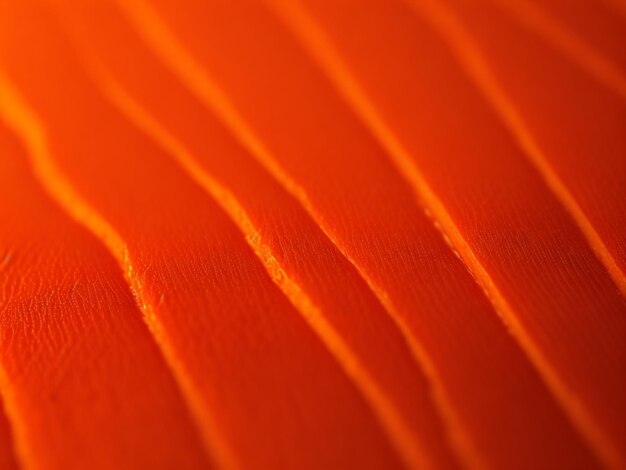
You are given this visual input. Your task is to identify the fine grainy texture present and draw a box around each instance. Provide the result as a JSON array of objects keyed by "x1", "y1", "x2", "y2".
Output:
[
  {"x1": 0, "y1": 0, "x2": 624, "y2": 468},
  {"x1": 258, "y1": 0, "x2": 626, "y2": 468},
  {"x1": 0, "y1": 2, "x2": 404, "y2": 468},
  {"x1": 0, "y1": 128, "x2": 209, "y2": 469},
  {"x1": 103, "y1": 0, "x2": 615, "y2": 468},
  {"x1": 43, "y1": 2, "x2": 458, "y2": 468},
  {"x1": 437, "y1": 0, "x2": 626, "y2": 295},
  {"x1": 427, "y1": 1, "x2": 626, "y2": 465}
]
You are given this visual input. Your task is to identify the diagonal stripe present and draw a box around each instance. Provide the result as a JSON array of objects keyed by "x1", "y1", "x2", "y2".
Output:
[{"x1": 0, "y1": 73, "x2": 232, "y2": 470}]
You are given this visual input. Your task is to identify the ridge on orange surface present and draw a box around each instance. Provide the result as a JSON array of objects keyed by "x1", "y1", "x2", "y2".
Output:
[
  {"x1": 264, "y1": 0, "x2": 626, "y2": 468},
  {"x1": 40, "y1": 1, "x2": 462, "y2": 468},
  {"x1": 0, "y1": 0, "x2": 623, "y2": 468},
  {"x1": 487, "y1": 0, "x2": 626, "y2": 99},
  {"x1": 0, "y1": 126, "x2": 209, "y2": 469},
  {"x1": 111, "y1": 0, "x2": 615, "y2": 468},
  {"x1": 0, "y1": 2, "x2": 406, "y2": 468},
  {"x1": 257, "y1": 0, "x2": 626, "y2": 468},
  {"x1": 433, "y1": 0, "x2": 626, "y2": 298},
  {"x1": 421, "y1": 3, "x2": 626, "y2": 463},
  {"x1": 407, "y1": 0, "x2": 626, "y2": 302}
]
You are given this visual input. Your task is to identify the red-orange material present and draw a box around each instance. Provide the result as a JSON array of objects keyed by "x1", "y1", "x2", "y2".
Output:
[
  {"x1": 491, "y1": 0, "x2": 626, "y2": 81},
  {"x1": 0, "y1": 2, "x2": 403, "y2": 469},
  {"x1": 433, "y1": 0, "x2": 626, "y2": 463},
  {"x1": 0, "y1": 128, "x2": 209, "y2": 469},
  {"x1": 439, "y1": 0, "x2": 626, "y2": 290},
  {"x1": 0, "y1": 0, "x2": 623, "y2": 468},
  {"x1": 259, "y1": 0, "x2": 626, "y2": 467},
  {"x1": 112, "y1": 0, "x2": 616, "y2": 468},
  {"x1": 0, "y1": 403, "x2": 17, "y2": 470},
  {"x1": 42, "y1": 1, "x2": 459, "y2": 469}
]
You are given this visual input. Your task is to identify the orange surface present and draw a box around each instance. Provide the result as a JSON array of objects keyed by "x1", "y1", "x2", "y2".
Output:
[
  {"x1": 0, "y1": 2, "x2": 404, "y2": 469},
  {"x1": 0, "y1": 127, "x2": 208, "y2": 469},
  {"x1": 0, "y1": 0, "x2": 623, "y2": 468},
  {"x1": 101, "y1": 0, "x2": 614, "y2": 468},
  {"x1": 0, "y1": 403, "x2": 17, "y2": 470},
  {"x1": 256, "y1": 0, "x2": 626, "y2": 467},
  {"x1": 487, "y1": 0, "x2": 626, "y2": 97},
  {"x1": 436, "y1": 0, "x2": 626, "y2": 294},
  {"x1": 41, "y1": 1, "x2": 459, "y2": 468}
]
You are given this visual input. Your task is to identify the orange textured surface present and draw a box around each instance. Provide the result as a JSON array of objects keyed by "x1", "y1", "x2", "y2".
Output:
[
  {"x1": 0, "y1": 127, "x2": 208, "y2": 469},
  {"x1": 0, "y1": 0, "x2": 624, "y2": 469},
  {"x1": 438, "y1": 0, "x2": 626, "y2": 294},
  {"x1": 43, "y1": 2, "x2": 459, "y2": 469},
  {"x1": 259, "y1": 0, "x2": 626, "y2": 467},
  {"x1": 0, "y1": 2, "x2": 404, "y2": 469}
]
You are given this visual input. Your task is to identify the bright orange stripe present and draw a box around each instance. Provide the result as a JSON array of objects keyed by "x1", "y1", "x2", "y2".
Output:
[
  {"x1": 414, "y1": 0, "x2": 626, "y2": 300},
  {"x1": 103, "y1": 75, "x2": 428, "y2": 469},
  {"x1": 411, "y1": 0, "x2": 626, "y2": 300},
  {"x1": 265, "y1": 1, "x2": 610, "y2": 467},
  {"x1": 121, "y1": 1, "x2": 497, "y2": 468},
  {"x1": 0, "y1": 84, "x2": 211, "y2": 469},
  {"x1": 46, "y1": 0, "x2": 462, "y2": 466},
  {"x1": 114, "y1": 2, "x2": 493, "y2": 468},
  {"x1": 108, "y1": 3, "x2": 469, "y2": 469},
  {"x1": 517, "y1": 0, "x2": 626, "y2": 76},
  {"x1": 0, "y1": 3, "x2": 403, "y2": 468},
  {"x1": 261, "y1": 0, "x2": 623, "y2": 467},
  {"x1": 488, "y1": 0, "x2": 626, "y2": 101},
  {"x1": 117, "y1": 1, "x2": 612, "y2": 469},
  {"x1": 0, "y1": 72, "x2": 226, "y2": 470},
  {"x1": 433, "y1": 0, "x2": 626, "y2": 295},
  {"x1": 420, "y1": 3, "x2": 626, "y2": 462}
]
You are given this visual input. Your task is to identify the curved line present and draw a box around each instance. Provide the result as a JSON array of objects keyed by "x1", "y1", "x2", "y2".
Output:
[
  {"x1": 0, "y1": 73, "x2": 232, "y2": 470},
  {"x1": 262, "y1": 0, "x2": 622, "y2": 468},
  {"x1": 94, "y1": 64, "x2": 432, "y2": 470},
  {"x1": 415, "y1": 0, "x2": 626, "y2": 302},
  {"x1": 113, "y1": 1, "x2": 475, "y2": 469},
  {"x1": 488, "y1": 0, "x2": 626, "y2": 101},
  {"x1": 401, "y1": 3, "x2": 626, "y2": 463},
  {"x1": 0, "y1": 364, "x2": 29, "y2": 469}
]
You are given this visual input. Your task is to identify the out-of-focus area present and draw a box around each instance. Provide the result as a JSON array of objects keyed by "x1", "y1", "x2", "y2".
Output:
[{"x1": 0, "y1": 0, "x2": 625, "y2": 469}]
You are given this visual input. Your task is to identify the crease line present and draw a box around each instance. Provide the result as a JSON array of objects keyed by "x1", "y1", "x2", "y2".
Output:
[
  {"x1": 0, "y1": 72, "x2": 233, "y2": 470},
  {"x1": 94, "y1": 67, "x2": 430, "y2": 470},
  {"x1": 114, "y1": 0, "x2": 475, "y2": 468},
  {"x1": 408, "y1": 0, "x2": 626, "y2": 304},
  {"x1": 401, "y1": 1, "x2": 626, "y2": 462},
  {"x1": 263, "y1": 0, "x2": 622, "y2": 468},
  {"x1": 488, "y1": 0, "x2": 626, "y2": 101},
  {"x1": 413, "y1": 2, "x2": 626, "y2": 301}
]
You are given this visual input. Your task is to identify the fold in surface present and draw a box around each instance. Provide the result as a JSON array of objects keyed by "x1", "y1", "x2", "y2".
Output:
[
  {"x1": 0, "y1": 2, "x2": 404, "y2": 468},
  {"x1": 259, "y1": 0, "x2": 626, "y2": 467},
  {"x1": 112, "y1": 0, "x2": 613, "y2": 468},
  {"x1": 437, "y1": 0, "x2": 626, "y2": 294},
  {"x1": 487, "y1": 0, "x2": 626, "y2": 97},
  {"x1": 425, "y1": 2, "x2": 626, "y2": 463},
  {"x1": 40, "y1": 1, "x2": 461, "y2": 468},
  {"x1": 0, "y1": 126, "x2": 209, "y2": 469},
  {"x1": 0, "y1": 1, "x2": 622, "y2": 469}
]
